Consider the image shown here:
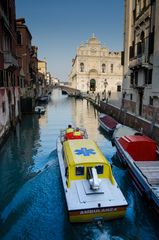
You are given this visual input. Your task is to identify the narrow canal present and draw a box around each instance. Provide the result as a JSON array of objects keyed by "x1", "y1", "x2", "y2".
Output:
[{"x1": 0, "y1": 89, "x2": 158, "y2": 240}]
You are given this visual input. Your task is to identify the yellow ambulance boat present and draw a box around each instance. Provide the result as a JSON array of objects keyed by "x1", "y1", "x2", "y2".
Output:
[{"x1": 57, "y1": 137, "x2": 128, "y2": 223}]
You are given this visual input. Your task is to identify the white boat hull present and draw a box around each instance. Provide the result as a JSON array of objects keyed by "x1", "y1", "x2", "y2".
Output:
[
  {"x1": 115, "y1": 139, "x2": 159, "y2": 214},
  {"x1": 57, "y1": 137, "x2": 128, "y2": 222},
  {"x1": 35, "y1": 106, "x2": 45, "y2": 114}
]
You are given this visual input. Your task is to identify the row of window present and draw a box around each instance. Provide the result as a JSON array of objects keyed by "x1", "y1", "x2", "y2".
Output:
[
  {"x1": 76, "y1": 165, "x2": 104, "y2": 176},
  {"x1": 0, "y1": 70, "x2": 25, "y2": 88},
  {"x1": 79, "y1": 83, "x2": 121, "y2": 92},
  {"x1": 123, "y1": 93, "x2": 154, "y2": 106},
  {"x1": 130, "y1": 69, "x2": 152, "y2": 86},
  {"x1": 80, "y1": 63, "x2": 114, "y2": 73},
  {"x1": 133, "y1": 0, "x2": 148, "y2": 23},
  {"x1": 129, "y1": 31, "x2": 154, "y2": 60},
  {"x1": 136, "y1": 0, "x2": 147, "y2": 16}
]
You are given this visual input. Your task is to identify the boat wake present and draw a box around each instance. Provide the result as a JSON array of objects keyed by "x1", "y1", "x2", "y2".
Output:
[
  {"x1": 30, "y1": 149, "x2": 58, "y2": 174},
  {"x1": 90, "y1": 228, "x2": 125, "y2": 240}
]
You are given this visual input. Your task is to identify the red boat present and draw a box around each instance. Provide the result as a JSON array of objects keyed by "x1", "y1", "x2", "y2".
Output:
[
  {"x1": 118, "y1": 135, "x2": 158, "y2": 162},
  {"x1": 98, "y1": 114, "x2": 118, "y2": 134},
  {"x1": 115, "y1": 135, "x2": 159, "y2": 214}
]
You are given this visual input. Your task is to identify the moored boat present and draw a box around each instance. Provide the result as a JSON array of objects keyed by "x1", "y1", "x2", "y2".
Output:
[
  {"x1": 57, "y1": 133, "x2": 128, "y2": 223},
  {"x1": 115, "y1": 135, "x2": 159, "y2": 214},
  {"x1": 38, "y1": 95, "x2": 49, "y2": 103},
  {"x1": 35, "y1": 106, "x2": 46, "y2": 114},
  {"x1": 112, "y1": 124, "x2": 142, "y2": 146},
  {"x1": 98, "y1": 114, "x2": 118, "y2": 134}
]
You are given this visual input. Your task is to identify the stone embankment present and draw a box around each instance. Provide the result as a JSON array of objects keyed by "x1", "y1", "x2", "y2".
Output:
[{"x1": 85, "y1": 94, "x2": 159, "y2": 144}]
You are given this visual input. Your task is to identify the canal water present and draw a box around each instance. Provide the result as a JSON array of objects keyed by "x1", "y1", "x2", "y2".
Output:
[{"x1": 0, "y1": 89, "x2": 158, "y2": 240}]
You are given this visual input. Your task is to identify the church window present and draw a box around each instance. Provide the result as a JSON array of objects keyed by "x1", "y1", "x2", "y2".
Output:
[
  {"x1": 80, "y1": 63, "x2": 84, "y2": 72},
  {"x1": 111, "y1": 64, "x2": 113, "y2": 73},
  {"x1": 102, "y1": 64, "x2": 106, "y2": 73},
  {"x1": 117, "y1": 85, "x2": 121, "y2": 92}
]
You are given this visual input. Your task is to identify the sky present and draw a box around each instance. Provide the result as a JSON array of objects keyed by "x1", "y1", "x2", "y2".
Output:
[{"x1": 16, "y1": 0, "x2": 124, "y2": 82}]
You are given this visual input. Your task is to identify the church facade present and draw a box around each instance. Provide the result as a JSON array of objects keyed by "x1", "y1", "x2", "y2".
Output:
[{"x1": 68, "y1": 35, "x2": 123, "y2": 95}]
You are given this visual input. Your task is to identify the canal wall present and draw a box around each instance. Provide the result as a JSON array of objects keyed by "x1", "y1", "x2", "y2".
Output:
[
  {"x1": 100, "y1": 101, "x2": 159, "y2": 143},
  {"x1": 85, "y1": 95, "x2": 159, "y2": 144}
]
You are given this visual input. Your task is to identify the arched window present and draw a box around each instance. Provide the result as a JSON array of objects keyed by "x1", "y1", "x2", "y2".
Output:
[
  {"x1": 111, "y1": 64, "x2": 113, "y2": 73},
  {"x1": 117, "y1": 85, "x2": 121, "y2": 92},
  {"x1": 80, "y1": 63, "x2": 84, "y2": 72},
  {"x1": 90, "y1": 79, "x2": 96, "y2": 92},
  {"x1": 102, "y1": 64, "x2": 106, "y2": 73}
]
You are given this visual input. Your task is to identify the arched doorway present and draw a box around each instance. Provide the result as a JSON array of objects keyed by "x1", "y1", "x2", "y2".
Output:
[{"x1": 90, "y1": 79, "x2": 96, "y2": 92}]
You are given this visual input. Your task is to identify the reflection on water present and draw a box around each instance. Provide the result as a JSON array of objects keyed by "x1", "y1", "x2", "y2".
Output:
[
  {"x1": 0, "y1": 89, "x2": 159, "y2": 240},
  {"x1": 71, "y1": 98, "x2": 99, "y2": 140}
]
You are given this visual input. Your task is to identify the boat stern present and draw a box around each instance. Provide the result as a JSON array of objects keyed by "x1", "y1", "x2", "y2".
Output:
[{"x1": 69, "y1": 205, "x2": 127, "y2": 223}]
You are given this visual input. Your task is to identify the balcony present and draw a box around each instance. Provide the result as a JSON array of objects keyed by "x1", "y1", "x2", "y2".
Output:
[
  {"x1": 4, "y1": 51, "x2": 18, "y2": 69},
  {"x1": 129, "y1": 55, "x2": 149, "y2": 69}
]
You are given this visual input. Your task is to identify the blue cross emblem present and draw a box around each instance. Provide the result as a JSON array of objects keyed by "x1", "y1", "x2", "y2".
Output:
[{"x1": 74, "y1": 148, "x2": 96, "y2": 156}]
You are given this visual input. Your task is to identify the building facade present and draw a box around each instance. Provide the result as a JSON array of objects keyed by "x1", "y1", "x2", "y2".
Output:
[
  {"x1": 0, "y1": 0, "x2": 20, "y2": 144},
  {"x1": 38, "y1": 60, "x2": 47, "y2": 96},
  {"x1": 16, "y1": 18, "x2": 32, "y2": 96},
  {"x1": 68, "y1": 35, "x2": 123, "y2": 96},
  {"x1": 122, "y1": 0, "x2": 159, "y2": 122},
  {"x1": 16, "y1": 18, "x2": 40, "y2": 113},
  {"x1": 30, "y1": 46, "x2": 38, "y2": 98}
]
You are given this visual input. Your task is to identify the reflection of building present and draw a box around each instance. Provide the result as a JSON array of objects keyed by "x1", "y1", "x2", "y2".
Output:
[
  {"x1": 71, "y1": 99, "x2": 98, "y2": 140},
  {"x1": 68, "y1": 35, "x2": 123, "y2": 94},
  {"x1": 122, "y1": 0, "x2": 159, "y2": 120}
]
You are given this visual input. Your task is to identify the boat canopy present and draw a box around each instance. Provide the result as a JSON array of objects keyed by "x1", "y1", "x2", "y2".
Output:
[
  {"x1": 118, "y1": 135, "x2": 158, "y2": 161},
  {"x1": 63, "y1": 139, "x2": 114, "y2": 186},
  {"x1": 63, "y1": 139, "x2": 109, "y2": 166},
  {"x1": 100, "y1": 115, "x2": 118, "y2": 129}
]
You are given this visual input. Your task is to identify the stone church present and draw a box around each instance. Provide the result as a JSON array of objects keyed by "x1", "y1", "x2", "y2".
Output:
[{"x1": 68, "y1": 35, "x2": 123, "y2": 95}]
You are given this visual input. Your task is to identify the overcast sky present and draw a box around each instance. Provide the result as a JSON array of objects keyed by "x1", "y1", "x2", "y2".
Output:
[{"x1": 16, "y1": 0, "x2": 124, "y2": 81}]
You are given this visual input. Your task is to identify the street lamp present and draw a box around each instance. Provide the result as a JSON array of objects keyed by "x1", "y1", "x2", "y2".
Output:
[{"x1": 104, "y1": 79, "x2": 108, "y2": 100}]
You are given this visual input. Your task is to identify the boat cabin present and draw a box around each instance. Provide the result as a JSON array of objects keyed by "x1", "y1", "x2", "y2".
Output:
[
  {"x1": 118, "y1": 135, "x2": 158, "y2": 161},
  {"x1": 63, "y1": 139, "x2": 114, "y2": 188}
]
